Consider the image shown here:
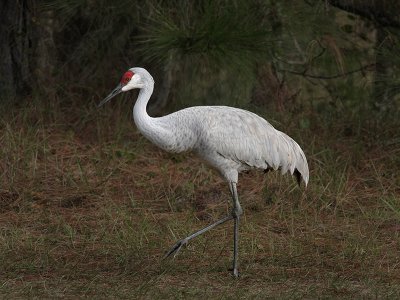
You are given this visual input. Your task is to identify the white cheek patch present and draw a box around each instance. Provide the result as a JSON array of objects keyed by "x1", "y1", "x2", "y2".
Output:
[
  {"x1": 131, "y1": 74, "x2": 141, "y2": 84},
  {"x1": 122, "y1": 74, "x2": 142, "y2": 91}
]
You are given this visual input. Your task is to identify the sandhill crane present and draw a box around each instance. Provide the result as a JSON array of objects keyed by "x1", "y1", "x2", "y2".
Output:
[{"x1": 98, "y1": 67, "x2": 309, "y2": 277}]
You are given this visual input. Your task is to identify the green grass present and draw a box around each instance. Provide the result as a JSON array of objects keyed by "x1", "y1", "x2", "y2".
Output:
[{"x1": 0, "y1": 101, "x2": 399, "y2": 299}]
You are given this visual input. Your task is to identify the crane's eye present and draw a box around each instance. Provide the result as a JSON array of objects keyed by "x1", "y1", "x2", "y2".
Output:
[{"x1": 121, "y1": 70, "x2": 134, "y2": 85}]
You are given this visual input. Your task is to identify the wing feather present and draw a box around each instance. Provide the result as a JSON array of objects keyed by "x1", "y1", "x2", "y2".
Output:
[{"x1": 194, "y1": 107, "x2": 309, "y2": 185}]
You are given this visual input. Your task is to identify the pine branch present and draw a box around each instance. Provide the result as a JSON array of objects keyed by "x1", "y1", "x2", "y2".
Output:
[
  {"x1": 326, "y1": 0, "x2": 400, "y2": 29},
  {"x1": 280, "y1": 63, "x2": 375, "y2": 80}
]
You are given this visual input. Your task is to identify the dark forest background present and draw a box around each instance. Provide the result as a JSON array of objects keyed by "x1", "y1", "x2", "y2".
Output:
[
  {"x1": 0, "y1": 1, "x2": 399, "y2": 298},
  {"x1": 1, "y1": 0, "x2": 399, "y2": 113}
]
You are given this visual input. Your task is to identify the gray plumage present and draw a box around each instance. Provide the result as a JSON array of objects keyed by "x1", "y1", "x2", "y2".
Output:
[
  {"x1": 99, "y1": 67, "x2": 309, "y2": 277},
  {"x1": 156, "y1": 106, "x2": 309, "y2": 185}
]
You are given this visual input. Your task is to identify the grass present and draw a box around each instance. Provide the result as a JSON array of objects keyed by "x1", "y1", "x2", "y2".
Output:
[{"x1": 0, "y1": 99, "x2": 399, "y2": 299}]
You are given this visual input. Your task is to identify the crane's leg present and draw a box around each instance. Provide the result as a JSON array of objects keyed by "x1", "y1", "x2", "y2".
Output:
[
  {"x1": 164, "y1": 181, "x2": 242, "y2": 278},
  {"x1": 229, "y1": 181, "x2": 243, "y2": 278},
  {"x1": 164, "y1": 214, "x2": 234, "y2": 258}
]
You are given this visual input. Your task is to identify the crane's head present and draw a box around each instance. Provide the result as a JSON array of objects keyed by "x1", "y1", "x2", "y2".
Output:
[{"x1": 98, "y1": 67, "x2": 153, "y2": 107}]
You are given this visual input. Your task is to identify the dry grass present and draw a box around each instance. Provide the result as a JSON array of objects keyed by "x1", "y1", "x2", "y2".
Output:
[{"x1": 0, "y1": 100, "x2": 399, "y2": 299}]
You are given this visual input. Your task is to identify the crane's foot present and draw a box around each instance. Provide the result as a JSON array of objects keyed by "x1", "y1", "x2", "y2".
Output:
[
  {"x1": 229, "y1": 267, "x2": 240, "y2": 278},
  {"x1": 233, "y1": 268, "x2": 239, "y2": 278},
  {"x1": 164, "y1": 238, "x2": 188, "y2": 259}
]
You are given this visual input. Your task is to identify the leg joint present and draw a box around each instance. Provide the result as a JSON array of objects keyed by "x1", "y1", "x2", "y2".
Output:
[{"x1": 232, "y1": 205, "x2": 243, "y2": 218}]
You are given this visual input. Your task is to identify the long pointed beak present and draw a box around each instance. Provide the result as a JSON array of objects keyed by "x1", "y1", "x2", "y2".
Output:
[{"x1": 98, "y1": 84, "x2": 123, "y2": 107}]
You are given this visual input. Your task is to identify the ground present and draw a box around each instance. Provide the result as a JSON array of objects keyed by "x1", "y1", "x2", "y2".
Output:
[{"x1": 1, "y1": 102, "x2": 399, "y2": 298}]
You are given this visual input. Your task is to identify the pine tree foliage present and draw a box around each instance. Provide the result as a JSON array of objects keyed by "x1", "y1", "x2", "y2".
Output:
[{"x1": 38, "y1": 0, "x2": 399, "y2": 113}]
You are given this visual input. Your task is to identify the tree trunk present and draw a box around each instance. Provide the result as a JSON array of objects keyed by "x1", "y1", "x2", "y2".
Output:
[
  {"x1": 326, "y1": 0, "x2": 400, "y2": 111},
  {"x1": 372, "y1": 27, "x2": 397, "y2": 112},
  {"x1": 0, "y1": 0, "x2": 35, "y2": 104},
  {"x1": 33, "y1": 8, "x2": 57, "y2": 99}
]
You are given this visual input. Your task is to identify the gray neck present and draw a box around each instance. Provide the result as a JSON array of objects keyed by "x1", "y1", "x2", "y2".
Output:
[
  {"x1": 133, "y1": 83, "x2": 153, "y2": 127},
  {"x1": 132, "y1": 82, "x2": 173, "y2": 150}
]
